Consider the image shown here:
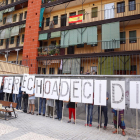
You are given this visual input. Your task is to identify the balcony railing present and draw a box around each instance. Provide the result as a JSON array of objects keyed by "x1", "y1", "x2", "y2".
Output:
[
  {"x1": 37, "y1": 38, "x2": 140, "y2": 56},
  {"x1": 41, "y1": 3, "x2": 140, "y2": 30},
  {"x1": 0, "y1": 0, "x2": 23, "y2": 7}
]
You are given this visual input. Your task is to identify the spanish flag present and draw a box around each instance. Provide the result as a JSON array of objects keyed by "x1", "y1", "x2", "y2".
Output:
[{"x1": 69, "y1": 14, "x2": 83, "y2": 23}]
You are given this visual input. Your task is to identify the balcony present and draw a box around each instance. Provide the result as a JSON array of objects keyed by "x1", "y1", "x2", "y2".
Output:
[
  {"x1": 40, "y1": 3, "x2": 140, "y2": 33},
  {"x1": 37, "y1": 38, "x2": 140, "y2": 59}
]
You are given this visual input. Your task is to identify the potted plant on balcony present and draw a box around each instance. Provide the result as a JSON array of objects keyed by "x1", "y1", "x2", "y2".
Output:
[
  {"x1": 38, "y1": 47, "x2": 42, "y2": 56},
  {"x1": 55, "y1": 49, "x2": 60, "y2": 56},
  {"x1": 49, "y1": 49, "x2": 55, "y2": 56}
]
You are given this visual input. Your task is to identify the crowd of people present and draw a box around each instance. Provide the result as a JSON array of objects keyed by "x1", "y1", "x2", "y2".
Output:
[{"x1": 0, "y1": 80, "x2": 126, "y2": 136}]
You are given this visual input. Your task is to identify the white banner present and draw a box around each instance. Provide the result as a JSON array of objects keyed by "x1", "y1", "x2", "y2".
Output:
[
  {"x1": 94, "y1": 80, "x2": 107, "y2": 106},
  {"x1": 130, "y1": 81, "x2": 140, "y2": 109},
  {"x1": 43, "y1": 79, "x2": 60, "y2": 99},
  {"x1": 82, "y1": 79, "x2": 93, "y2": 104},
  {"x1": 71, "y1": 79, "x2": 81, "y2": 103},
  {"x1": 59, "y1": 79, "x2": 70, "y2": 101},
  {"x1": 35, "y1": 78, "x2": 44, "y2": 97},
  {"x1": 26, "y1": 75, "x2": 35, "y2": 94},
  {"x1": 3, "y1": 77, "x2": 13, "y2": 93},
  {"x1": 21, "y1": 74, "x2": 29, "y2": 92},
  {"x1": 13, "y1": 77, "x2": 21, "y2": 94},
  {"x1": 0, "y1": 77, "x2": 2, "y2": 90},
  {"x1": 111, "y1": 81, "x2": 125, "y2": 110}
]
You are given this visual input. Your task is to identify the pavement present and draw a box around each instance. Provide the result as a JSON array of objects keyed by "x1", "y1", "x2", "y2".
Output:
[{"x1": 0, "y1": 111, "x2": 139, "y2": 140}]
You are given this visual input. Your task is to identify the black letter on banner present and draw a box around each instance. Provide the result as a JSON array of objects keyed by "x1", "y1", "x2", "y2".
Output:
[
  {"x1": 73, "y1": 81, "x2": 79, "y2": 98},
  {"x1": 22, "y1": 75, "x2": 27, "y2": 88},
  {"x1": 27, "y1": 78, "x2": 33, "y2": 90},
  {"x1": 36, "y1": 80, "x2": 42, "y2": 94},
  {"x1": 136, "y1": 84, "x2": 139, "y2": 104},
  {"x1": 99, "y1": 84, "x2": 101, "y2": 103},
  {"x1": 51, "y1": 81, "x2": 58, "y2": 96},
  {"x1": 45, "y1": 81, "x2": 50, "y2": 94},
  {"x1": 83, "y1": 82, "x2": 91, "y2": 99},
  {"x1": 8, "y1": 78, "x2": 12, "y2": 91},
  {"x1": 4, "y1": 78, "x2": 8, "y2": 90},
  {"x1": 112, "y1": 84, "x2": 124, "y2": 103},
  {"x1": 60, "y1": 81, "x2": 69, "y2": 97},
  {"x1": 14, "y1": 78, "x2": 19, "y2": 91}
]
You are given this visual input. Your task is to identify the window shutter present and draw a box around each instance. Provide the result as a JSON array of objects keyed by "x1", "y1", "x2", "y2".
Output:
[
  {"x1": 78, "y1": 10, "x2": 85, "y2": 20},
  {"x1": 91, "y1": 7, "x2": 98, "y2": 18},
  {"x1": 13, "y1": 14, "x2": 17, "y2": 22},
  {"x1": 3, "y1": 17, "x2": 6, "y2": 24},
  {"x1": 53, "y1": 16, "x2": 58, "y2": 24}
]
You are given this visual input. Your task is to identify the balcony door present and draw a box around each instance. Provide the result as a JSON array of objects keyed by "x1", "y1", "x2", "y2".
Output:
[
  {"x1": 104, "y1": 3, "x2": 114, "y2": 19},
  {"x1": 6, "y1": 39, "x2": 9, "y2": 49}
]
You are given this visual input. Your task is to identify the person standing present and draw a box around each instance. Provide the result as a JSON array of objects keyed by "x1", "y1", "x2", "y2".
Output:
[
  {"x1": 112, "y1": 109, "x2": 126, "y2": 136},
  {"x1": 97, "y1": 92, "x2": 109, "y2": 130},
  {"x1": 28, "y1": 86, "x2": 35, "y2": 115},
  {"x1": 46, "y1": 99, "x2": 54, "y2": 118},
  {"x1": 22, "y1": 91, "x2": 28, "y2": 113},
  {"x1": 36, "y1": 97, "x2": 46, "y2": 116},
  {"x1": 16, "y1": 83, "x2": 22, "y2": 110},
  {"x1": 0, "y1": 82, "x2": 4, "y2": 100},
  {"x1": 55, "y1": 100, "x2": 63, "y2": 121}
]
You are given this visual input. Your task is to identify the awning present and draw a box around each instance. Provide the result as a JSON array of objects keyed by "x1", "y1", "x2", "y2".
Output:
[
  {"x1": 98, "y1": 56, "x2": 131, "y2": 75},
  {"x1": 6, "y1": 14, "x2": 12, "y2": 24},
  {"x1": 11, "y1": 26, "x2": 19, "y2": 36},
  {"x1": 0, "y1": 30, "x2": 5, "y2": 39},
  {"x1": 71, "y1": 58, "x2": 81, "y2": 74},
  {"x1": 19, "y1": 24, "x2": 26, "y2": 29},
  {"x1": 102, "y1": 22, "x2": 120, "y2": 49},
  {"x1": 4, "y1": 28, "x2": 10, "y2": 39},
  {"x1": 3, "y1": 7, "x2": 15, "y2": 13},
  {"x1": 61, "y1": 31, "x2": 69, "y2": 48},
  {"x1": 39, "y1": 33, "x2": 48, "y2": 40},
  {"x1": 62, "y1": 59, "x2": 71, "y2": 74},
  {"x1": 69, "y1": 29, "x2": 77, "y2": 46},
  {"x1": 0, "y1": 11, "x2": 3, "y2": 22},
  {"x1": 39, "y1": 8, "x2": 45, "y2": 28},
  {"x1": 50, "y1": 31, "x2": 61, "y2": 38}
]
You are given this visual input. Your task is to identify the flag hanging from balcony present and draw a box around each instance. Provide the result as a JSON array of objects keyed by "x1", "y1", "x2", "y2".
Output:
[{"x1": 69, "y1": 14, "x2": 83, "y2": 23}]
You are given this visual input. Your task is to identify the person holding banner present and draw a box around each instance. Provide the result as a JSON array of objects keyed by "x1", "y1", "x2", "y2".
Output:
[
  {"x1": 46, "y1": 99, "x2": 54, "y2": 118},
  {"x1": 16, "y1": 83, "x2": 22, "y2": 110},
  {"x1": 67, "y1": 101, "x2": 76, "y2": 124},
  {"x1": 55, "y1": 100, "x2": 63, "y2": 121},
  {"x1": 112, "y1": 109, "x2": 126, "y2": 136},
  {"x1": 0, "y1": 82, "x2": 4, "y2": 100},
  {"x1": 28, "y1": 86, "x2": 35, "y2": 115},
  {"x1": 97, "y1": 92, "x2": 109, "y2": 130},
  {"x1": 22, "y1": 91, "x2": 28, "y2": 113},
  {"x1": 36, "y1": 98, "x2": 46, "y2": 116}
]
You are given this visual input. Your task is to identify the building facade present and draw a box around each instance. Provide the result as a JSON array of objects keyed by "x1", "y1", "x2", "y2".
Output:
[{"x1": 0, "y1": 0, "x2": 140, "y2": 75}]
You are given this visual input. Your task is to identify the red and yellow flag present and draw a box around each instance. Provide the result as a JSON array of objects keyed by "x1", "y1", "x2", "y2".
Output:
[{"x1": 69, "y1": 14, "x2": 83, "y2": 23}]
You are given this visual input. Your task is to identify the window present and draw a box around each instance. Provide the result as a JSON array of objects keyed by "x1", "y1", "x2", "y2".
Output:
[
  {"x1": 61, "y1": 14, "x2": 67, "y2": 27},
  {"x1": 6, "y1": 0, "x2": 8, "y2": 5},
  {"x1": 51, "y1": 40, "x2": 56, "y2": 45},
  {"x1": 49, "y1": 68, "x2": 55, "y2": 74},
  {"x1": 11, "y1": 0, "x2": 14, "y2": 3},
  {"x1": 0, "y1": 40, "x2": 3, "y2": 46},
  {"x1": 91, "y1": 7, "x2": 98, "y2": 18},
  {"x1": 129, "y1": 0, "x2": 136, "y2": 11},
  {"x1": 44, "y1": 42, "x2": 48, "y2": 46},
  {"x1": 120, "y1": 32, "x2": 126, "y2": 44},
  {"x1": 22, "y1": 34, "x2": 24, "y2": 42},
  {"x1": 129, "y1": 30, "x2": 137, "y2": 43},
  {"x1": 67, "y1": 46, "x2": 74, "y2": 54},
  {"x1": 42, "y1": 68, "x2": 46, "y2": 74},
  {"x1": 13, "y1": 14, "x2": 17, "y2": 22},
  {"x1": 77, "y1": 44, "x2": 84, "y2": 48},
  {"x1": 19, "y1": 13, "x2": 23, "y2": 21},
  {"x1": 24, "y1": 11, "x2": 27, "y2": 19},
  {"x1": 117, "y1": 2, "x2": 125, "y2": 13},
  {"x1": 3, "y1": 17, "x2": 6, "y2": 25},
  {"x1": 10, "y1": 37, "x2": 14, "y2": 44},
  {"x1": 38, "y1": 67, "x2": 41, "y2": 74},
  {"x1": 46, "y1": 18, "x2": 50, "y2": 26},
  {"x1": 53, "y1": 16, "x2": 58, "y2": 25},
  {"x1": 69, "y1": 12, "x2": 76, "y2": 25},
  {"x1": 78, "y1": 10, "x2": 85, "y2": 20}
]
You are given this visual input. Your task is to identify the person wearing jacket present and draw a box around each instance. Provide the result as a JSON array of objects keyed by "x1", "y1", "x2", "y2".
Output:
[{"x1": 0, "y1": 82, "x2": 4, "y2": 100}]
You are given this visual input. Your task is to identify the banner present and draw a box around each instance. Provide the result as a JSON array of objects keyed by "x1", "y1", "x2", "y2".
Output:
[
  {"x1": 71, "y1": 79, "x2": 81, "y2": 103},
  {"x1": 94, "y1": 80, "x2": 107, "y2": 106},
  {"x1": 21, "y1": 74, "x2": 29, "y2": 92},
  {"x1": 59, "y1": 79, "x2": 70, "y2": 101},
  {"x1": 82, "y1": 79, "x2": 93, "y2": 103},
  {"x1": 69, "y1": 14, "x2": 83, "y2": 23},
  {"x1": 13, "y1": 77, "x2": 21, "y2": 94},
  {"x1": 3, "y1": 77, "x2": 13, "y2": 93},
  {"x1": 43, "y1": 78, "x2": 60, "y2": 100},
  {"x1": 111, "y1": 81, "x2": 125, "y2": 109},
  {"x1": 35, "y1": 78, "x2": 44, "y2": 97},
  {"x1": 26, "y1": 75, "x2": 35, "y2": 94},
  {"x1": 130, "y1": 81, "x2": 140, "y2": 109}
]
